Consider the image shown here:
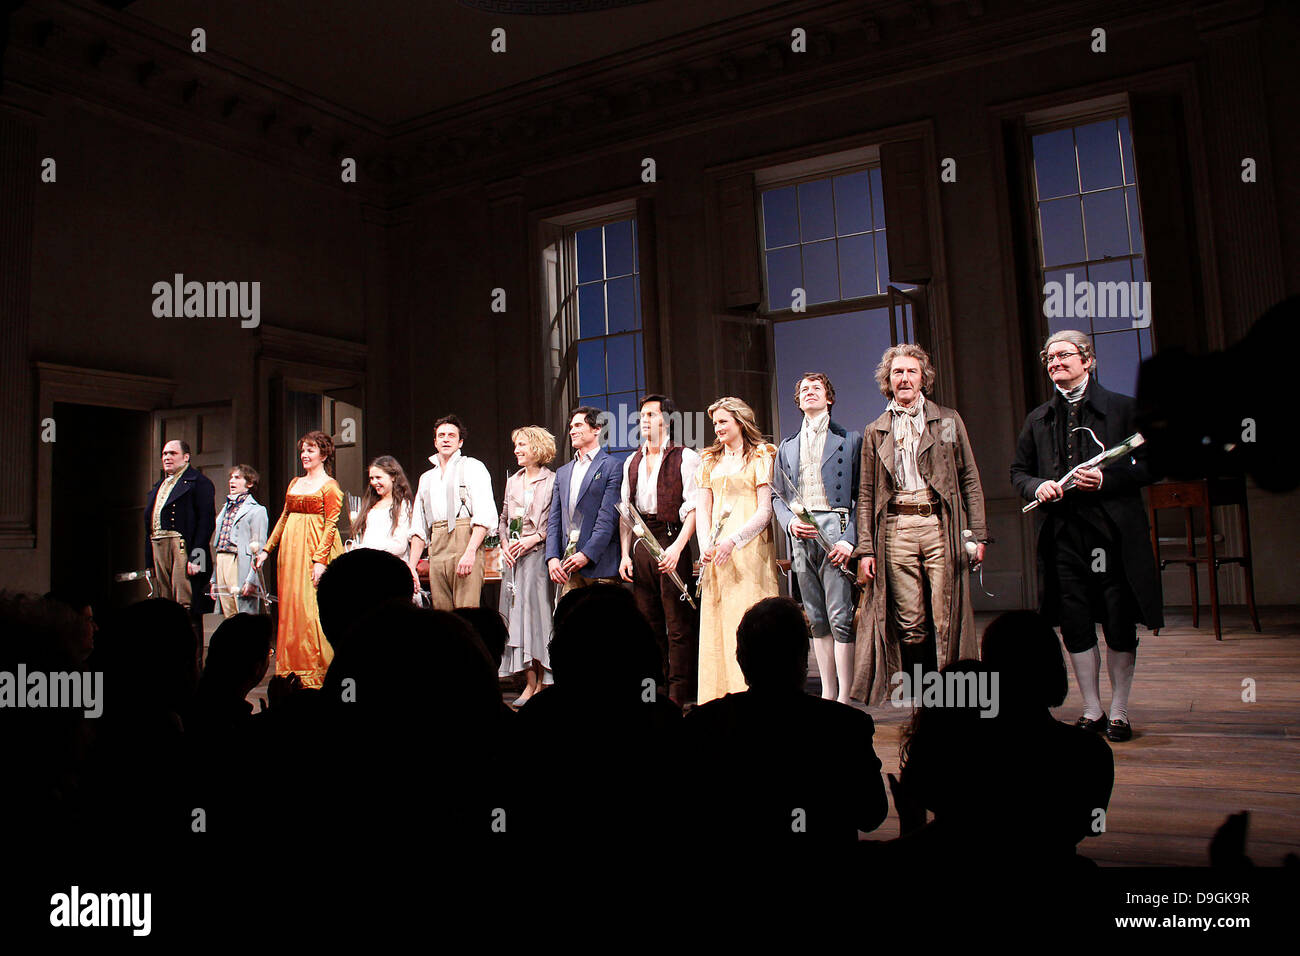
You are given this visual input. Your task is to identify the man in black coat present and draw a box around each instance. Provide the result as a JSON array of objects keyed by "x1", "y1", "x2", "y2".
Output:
[
  {"x1": 1010, "y1": 331, "x2": 1162, "y2": 743},
  {"x1": 145, "y1": 439, "x2": 216, "y2": 623}
]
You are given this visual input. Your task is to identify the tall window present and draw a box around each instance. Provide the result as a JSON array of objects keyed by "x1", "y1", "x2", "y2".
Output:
[
  {"x1": 761, "y1": 167, "x2": 898, "y2": 311},
  {"x1": 1030, "y1": 113, "x2": 1152, "y2": 395},
  {"x1": 545, "y1": 212, "x2": 646, "y2": 459},
  {"x1": 759, "y1": 162, "x2": 917, "y2": 439}
]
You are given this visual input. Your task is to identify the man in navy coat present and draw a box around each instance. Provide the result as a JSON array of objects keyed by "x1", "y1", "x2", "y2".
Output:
[
  {"x1": 547, "y1": 407, "x2": 623, "y2": 595},
  {"x1": 772, "y1": 373, "x2": 862, "y2": 704},
  {"x1": 145, "y1": 439, "x2": 216, "y2": 618}
]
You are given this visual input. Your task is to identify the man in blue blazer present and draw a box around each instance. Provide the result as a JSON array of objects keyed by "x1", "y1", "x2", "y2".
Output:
[
  {"x1": 145, "y1": 439, "x2": 217, "y2": 617},
  {"x1": 547, "y1": 407, "x2": 623, "y2": 594},
  {"x1": 772, "y1": 373, "x2": 862, "y2": 704}
]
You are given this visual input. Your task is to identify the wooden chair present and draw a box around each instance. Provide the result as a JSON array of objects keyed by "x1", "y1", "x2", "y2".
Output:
[{"x1": 1147, "y1": 476, "x2": 1261, "y2": 641}]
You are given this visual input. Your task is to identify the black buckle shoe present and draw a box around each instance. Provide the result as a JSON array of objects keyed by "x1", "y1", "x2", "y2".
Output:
[
  {"x1": 1075, "y1": 712, "x2": 1108, "y2": 733},
  {"x1": 1105, "y1": 718, "x2": 1133, "y2": 742}
]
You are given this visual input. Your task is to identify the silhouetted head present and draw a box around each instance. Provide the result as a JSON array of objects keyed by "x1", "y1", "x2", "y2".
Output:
[
  {"x1": 92, "y1": 598, "x2": 198, "y2": 717},
  {"x1": 322, "y1": 604, "x2": 500, "y2": 730},
  {"x1": 898, "y1": 659, "x2": 994, "y2": 820},
  {"x1": 454, "y1": 607, "x2": 509, "y2": 670},
  {"x1": 981, "y1": 610, "x2": 1068, "y2": 712},
  {"x1": 200, "y1": 613, "x2": 273, "y2": 699},
  {"x1": 550, "y1": 584, "x2": 660, "y2": 697},
  {"x1": 735, "y1": 597, "x2": 810, "y2": 693},
  {"x1": 317, "y1": 549, "x2": 415, "y2": 654}
]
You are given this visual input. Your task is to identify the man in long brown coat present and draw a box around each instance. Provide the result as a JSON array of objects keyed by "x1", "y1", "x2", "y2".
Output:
[{"x1": 851, "y1": 344, "x2": 988, "y2": 705}]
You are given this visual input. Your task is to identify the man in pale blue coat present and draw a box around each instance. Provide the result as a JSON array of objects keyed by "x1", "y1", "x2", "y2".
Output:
[
  {"x1": 211, "y1": 464, "x2": 269, "y2": 616},
  {"x1": 772, "y1": 373, "x2": 862, "y2": 703}
]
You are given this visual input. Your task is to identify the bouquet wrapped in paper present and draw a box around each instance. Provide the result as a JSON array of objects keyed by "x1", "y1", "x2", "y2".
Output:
[
  {"x1": 770, "y1": 467, "x2": 856, "y2": 582},
  {"x1": 618, "y1": 501, "x2": 697, "y2": 609},
  {"x1": 1022, "y1": 431, "x2": 1146, "y2": 513},
  {"x1": 696, "y1": 490, "x2": 734, "y2": 601}
]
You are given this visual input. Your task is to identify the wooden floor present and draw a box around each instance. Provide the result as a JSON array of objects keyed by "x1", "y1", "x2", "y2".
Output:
[
  {"x1": 847, "y1": 607, "x2": 1300, "y2": 866},
  {"x1": 225, "y1": 606, "x2": 1300, "y2": 866}
]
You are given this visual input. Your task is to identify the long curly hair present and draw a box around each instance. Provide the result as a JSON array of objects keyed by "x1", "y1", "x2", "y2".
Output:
[
  {"x1": 702, "y1": 396, "x2": 769, "y2": 465},
  {"x1": 353, "y1": 456, "x2": 415, "y2": 540}
]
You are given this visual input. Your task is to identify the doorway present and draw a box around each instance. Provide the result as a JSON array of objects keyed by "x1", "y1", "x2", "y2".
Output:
[{"x1": 50, "y1": 403, "x2": 152, "y2": 612}]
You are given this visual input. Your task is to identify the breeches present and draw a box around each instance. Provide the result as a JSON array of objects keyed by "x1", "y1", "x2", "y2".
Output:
[
  {"x1": 883, "y1": 509, "x2": 947, "y2": 647},
  {"x1": 426, "y1": 517, "x2": 484, "y2": 610},
  {"x1": 791, "y1": 510, "x2": 855, "y2": 644},
  {"x1": 1050, "y1": 514, "x2": 1139, "y2": 654}
]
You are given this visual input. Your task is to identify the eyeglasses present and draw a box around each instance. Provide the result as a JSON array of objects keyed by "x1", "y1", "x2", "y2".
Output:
[{"x1": 1043, "y1": 350, "x2": 1082, "y2": 364}]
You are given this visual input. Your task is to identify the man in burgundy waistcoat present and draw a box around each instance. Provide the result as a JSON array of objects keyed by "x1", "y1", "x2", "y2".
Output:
[{"x1": 619, "y1": 394, "x2": 702, "y2": 707}]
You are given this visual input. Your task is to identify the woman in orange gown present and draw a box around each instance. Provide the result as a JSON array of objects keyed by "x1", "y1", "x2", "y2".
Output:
[{"x1": 253, "y1": 430, "x2": 344, "y2": 689}]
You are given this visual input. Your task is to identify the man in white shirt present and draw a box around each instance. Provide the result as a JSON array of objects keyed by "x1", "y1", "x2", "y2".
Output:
[
  {"x1": 409, "y1": 415, "x2": 498, "y2": 610},
  {"x1": 618, "y1": 394, "x2": 701, "y2": 707}
]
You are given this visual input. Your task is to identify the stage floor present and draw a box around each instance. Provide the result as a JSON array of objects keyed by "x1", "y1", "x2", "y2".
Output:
[
  {"x1": 850, "y1": 607, "x2": 1300, "y2": 866},
  {"x1": 221, "y1": 605, "x2": 1300, "y2": 866}
]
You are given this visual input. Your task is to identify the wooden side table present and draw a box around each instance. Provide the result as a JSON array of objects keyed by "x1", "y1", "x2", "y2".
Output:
[{"x1": 1147, "y1": 476, "x2": 1262, "y2": 641}]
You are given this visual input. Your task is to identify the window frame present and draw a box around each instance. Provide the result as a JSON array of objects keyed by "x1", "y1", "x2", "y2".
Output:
[{"x1": 1021, "y1": 99, "x2": 1157, "y2": 397}]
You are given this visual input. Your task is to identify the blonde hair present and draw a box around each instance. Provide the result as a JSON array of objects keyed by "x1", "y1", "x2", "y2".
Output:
[
  {"x1": 511, "y1": 425, "x2": 556, "y2": 467},
  {"x1": 703, "y1": 397, "x2": 768, "y2": 464},
  {"x1": 874, "y1": 344, "x2": 937, "y2": 399},
  {"x1": 1040, "y1": 330, "x2": 1097, "y2": 372}
]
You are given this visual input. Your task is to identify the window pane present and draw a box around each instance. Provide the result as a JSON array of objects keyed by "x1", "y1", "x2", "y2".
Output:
[
  {"x1": 606, "y1": 334, "x2": 636, "y2": 392},
  {"x1": 606, "y1": 276, "x2": 638, "y2": 333},
  {"x1": 1075, "y1": 119, "x2": 1123, "y2": 192},
  {"x1": 578, "y1": 283, "x2": 605, "y2": 338},
  {"x1": 838, "y1": 233, "x2": 875, "y2": 299},
  {"x1": 766, "y1": 247, "x2": 802, "y2": 309},
  {"x1": 773, "y1": 309, "x2": 893, "y2": 440},
  {"x1": 833, "y1": 171, "x2": 871, "y2": 236},
  {"x1": 1038, "y1": 198, "x2": 1085, "y2": 267},
  {"x1": 1032, "y1": 128, "x2": 1078, "y2": 200},
  {"x1": 869, "y1": 167, "x2": 885, "y2": 230},
  {"x1": 1125, "y1": 187, "x2": 1144, "y2": 255},
  {"x1": 798, "y1": 178, "x2": 836, "y2": 242},
  {"x1": 1132, "y1": 256, "x2": 1146, "y2": 284},
  {"x1": 802, "y1": 240, "x2": 839, "y2": 304},
  {"x1": 876, "y1": 232, "x2": 891, "y2": 293},
  {"x1": 607, "y1": 391, "x2": 638, "y2": 446},
  {"x1": 1118, "y1": 116, "x2": 1136, "y2": 186},
  {"x1": 577, "y1": 340, "x2": 605, "y2": 396},
  {"x1": 1086, "y1": 259, "x2": 1135, "y2": 332},
  {"x1": 576, "y1": 226, "x2": 604, "y2": 283},
  {"x1": 1138, "y1": 327, "x2": 1153, "y2": 362},
  {"x1": 634, "y1": 333, "x2": 644, "y2": 391},
  {"x1": 1043, "y1": 268, "x2": 1078, "y2": 335},
  {"x1": 632, "y1": 219, "x2": 639, "y2": 273},
  {"x1": 1093, "y1": 330, "x2": 1140, "y2": 397},
  {"x1": 763, "y1": 186, "x2": 799, "y2": 248},
  {"x1": 604, "y1": 219, "x2": 635, "y2": 277},
  {"x1": 1083, "y1": 189, "x2": 1130, "y2": 259}
]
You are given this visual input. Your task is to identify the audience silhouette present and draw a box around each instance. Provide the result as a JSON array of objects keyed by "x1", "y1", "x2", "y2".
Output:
[{"x1": 684, "y1": 596, "x2": 888, "y2": 845}]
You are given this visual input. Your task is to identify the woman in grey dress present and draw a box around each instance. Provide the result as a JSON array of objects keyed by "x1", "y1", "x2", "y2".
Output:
[{"x1": 498, "y1": 426, "x2": 558, "y2": 705}]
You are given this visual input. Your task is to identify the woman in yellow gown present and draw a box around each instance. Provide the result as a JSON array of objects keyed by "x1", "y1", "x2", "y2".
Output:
[
  {"x1": 695, "y1": 397, "x2": 780, "y2": 704},
  {"x1": 253, "y1": 429, "x2": 344, "y2": 689}
]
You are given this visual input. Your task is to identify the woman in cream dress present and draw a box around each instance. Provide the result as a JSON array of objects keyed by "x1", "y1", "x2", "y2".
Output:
[{"x1": 695, "y1": 397, "x2": 780, "y2": 704}]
